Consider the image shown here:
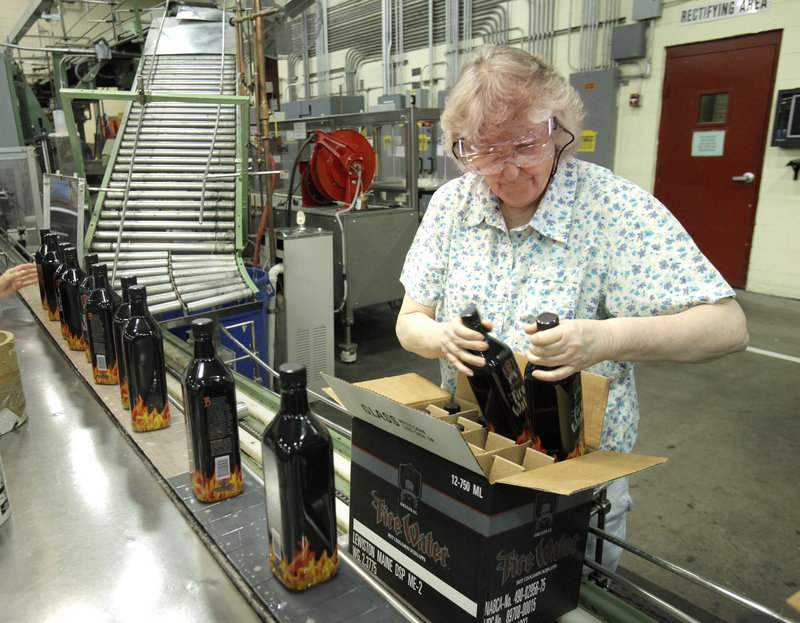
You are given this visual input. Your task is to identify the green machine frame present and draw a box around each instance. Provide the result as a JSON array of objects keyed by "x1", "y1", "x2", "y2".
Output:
[{"x1": 57, "y1": 86, "x2": 256, "y2": 295}]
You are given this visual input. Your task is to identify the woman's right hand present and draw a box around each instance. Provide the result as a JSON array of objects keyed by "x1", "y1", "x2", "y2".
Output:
[
  {"x1": 396, "y1": 294, "x2": 489, "y2": 373},
  {"x1": 440, "y1": 315, "x2": 491, "y2": 376}
]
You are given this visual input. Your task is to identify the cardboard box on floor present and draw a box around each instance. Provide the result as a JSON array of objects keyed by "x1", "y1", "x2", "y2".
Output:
[{"x1": 323, "y1": 362, "x2": 665, "y2": 623}]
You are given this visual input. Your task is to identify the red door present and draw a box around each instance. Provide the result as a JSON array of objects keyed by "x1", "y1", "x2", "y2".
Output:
[{"x1": 653, "y1": 31, "x2": 781, "y2": 288}]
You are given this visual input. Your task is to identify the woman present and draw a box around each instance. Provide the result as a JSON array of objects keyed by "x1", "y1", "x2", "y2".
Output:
[{"x1": 395, "y1": 45, "x2": 748, "y2": 569}]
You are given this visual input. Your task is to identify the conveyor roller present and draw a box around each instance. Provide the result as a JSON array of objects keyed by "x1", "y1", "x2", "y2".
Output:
[{"x1": 87, "y1": 12, "x2": 254, "y2": 317}]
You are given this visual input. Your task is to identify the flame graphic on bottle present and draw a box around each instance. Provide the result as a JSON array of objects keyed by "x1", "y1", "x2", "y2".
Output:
[
  {"x1": 65, "y1": 327, "x2": 85, "y2": 351},
  {"x1": 131, "y1": 396, "x2": 170, "y2": 432},
  {"x1": 191, "y1": 466, "x2": 243, "y2": 503},
  {"x1": 47, "y1": 304, "x2": 59, "y2": 321},
  {"x1": 269, "y1": 536, "x2": 339, "y2": 591},
  {"x1": 93, "y1": 359, "x2": 119, "y2": 385},
  {"x1": 120, "y1": 377, "x2": 130, "y2": 410}
]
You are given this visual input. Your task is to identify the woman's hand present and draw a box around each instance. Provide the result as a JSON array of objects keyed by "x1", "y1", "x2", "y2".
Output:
[
  {"x1": 0, "y1": 263, "x2": 38, "y2": 299},
  {"x1": 440, "y1": 315, "x2": 491, "y2": 376},
  {"x1": 524, "y1": 299, "x2": 749, "y2": 381},
  {"x1": 524, "y1": 319, "x2": 608, "y2": 381},
  {"x1": 396, "y1": 294, "x2": 490, "y2": 375}
]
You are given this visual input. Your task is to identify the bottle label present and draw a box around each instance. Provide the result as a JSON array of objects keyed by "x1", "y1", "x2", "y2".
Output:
[
  {"x1": 186, "y1": 389, "x2": 242, "y2": 502},
  {"x1": 88, "y1": 311, "x2": 118, "y2": 385}
]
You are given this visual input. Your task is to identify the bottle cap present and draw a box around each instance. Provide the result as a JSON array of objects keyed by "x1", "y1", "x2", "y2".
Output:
[
  {"x1": 278, "y1": 362, "x2": 307, "y2": 389},
  {"x1": 127, "y1": 284, "x2": 147, "y2": 301},
  {"x1": 459, "y1": 305, "x2": 484, "y2": 332},
  {"x1": 536, "y1": 312, "x2": 560, "y2": 331},
  {"x1": 84, "y1": 253, "x2": 98, "y2": 266},
  {"x1": 190, "y1": 317, "x2": 215, "y2": 340},
  {"x1": 443, "y1": 402, "x2": 461, "y2": 415},
  {"x1": 120, "y1": 276, "x2": 138, "y2": 290},
  {"x1": 92, "y1": 263, "x2": 108, "y2": 278},
  {"x1": 64, "y1": 246, "x2": 77, "y2": 261}
]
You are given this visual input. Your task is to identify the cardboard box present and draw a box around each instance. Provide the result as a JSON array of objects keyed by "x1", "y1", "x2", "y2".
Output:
[{"x1": 323, "y1": 369, "x2": 666, "y2": 623}]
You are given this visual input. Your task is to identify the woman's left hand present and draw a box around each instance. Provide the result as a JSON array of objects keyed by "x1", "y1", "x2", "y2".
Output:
[{"x1": 524, "y1": 319, "x2": 608, "y2": 381}]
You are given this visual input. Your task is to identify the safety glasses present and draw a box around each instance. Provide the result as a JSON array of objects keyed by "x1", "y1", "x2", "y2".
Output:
[{"x1": 452, "y1": 117, "x2": 559, "y2": 175}]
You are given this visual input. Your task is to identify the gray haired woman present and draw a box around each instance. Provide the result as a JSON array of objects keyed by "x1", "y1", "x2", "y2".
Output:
[{"x1": 396, "y1": 45, "x2": 748, "y2": 569}]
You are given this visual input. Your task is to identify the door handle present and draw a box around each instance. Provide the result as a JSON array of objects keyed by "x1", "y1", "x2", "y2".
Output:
[{"x1": 732, "y1": 172, "x2": 755, "y2": 183}]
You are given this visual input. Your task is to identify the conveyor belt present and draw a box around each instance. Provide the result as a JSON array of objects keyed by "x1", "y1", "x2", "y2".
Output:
[{"x1": 88, "y1": 13, "x2": 254, "y2": 317}]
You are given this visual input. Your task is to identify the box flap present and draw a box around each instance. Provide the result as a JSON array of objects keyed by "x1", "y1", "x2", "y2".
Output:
[
  {"x1": 496, "y1": 451, "x2": 668, "y2": 495},
  {"x1": 353, "y1": 373, "x2": 450, "y2": 409},
  {"x1": 322, "y1": 373, "x2": 486, "y2": 476}
]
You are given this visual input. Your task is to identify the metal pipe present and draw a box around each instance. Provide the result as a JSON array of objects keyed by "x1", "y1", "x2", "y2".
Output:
[
  {"x1": 588, "y1": 527, "x2": 799, "y2": 623},
  {"x1": 103, "y1": 200, "x2": 237, "y2": 209},
  {"x1": 93, "y1": 231, "x2": 235, "y2": 241},
  {"x1": 583, "y1": 559, "x2": 702, "y2": 623},
  {"x1": 149, "y1": 300, "x2": 183, "y2": 315},
  {"x1": 185, "y1": 288, "x2": 253, "y2": 311},
  {"x1": 91, "y1": 242, "x2": 236, "y2": 253},
  {"x1": 96, "y1": 220, "x2": 234, "y2": 231}
]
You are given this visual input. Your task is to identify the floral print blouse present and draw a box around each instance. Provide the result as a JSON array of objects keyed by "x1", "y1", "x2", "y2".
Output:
[{"x1": 400, "y1": 157, "x2": 734, "y2": 452}]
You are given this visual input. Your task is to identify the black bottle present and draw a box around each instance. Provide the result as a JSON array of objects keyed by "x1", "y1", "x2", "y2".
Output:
[
  {"x1": 123, "y1": 285, "x2": 170, "y2": 432},
  {"x1": 34, "y1": 229, "x2": 53, "y2": 309},
  {"x1": 79, "y1": 254, "x2": 100, "y2": 361},
  {"x1": 57, "y1": 247, "x2": 86, "y2": 351},
  {"x1": 40, "y1": 235, "x2": 61, "y2": 321},
  {"x1": 113, "y1": 276, "x2": 137, "y2": 409},
  {"x1": 460, "y1": 306, "x2": 531, "y2": 444},
  {"x1": 85, "y1": 264, "x2": 119, "y2": 385},
  {"x1": 181, "y1": 318, "x2": 243, "y2": 502},
  {"x1": 524, "y1": 312, "x2": 585, "y2": 461},
  {"x1": 261, "y1": 363, "x2": 338, "y2": 590},
  {"x1": 53, "y1": 242, "x2": 72, "y2": 338}
]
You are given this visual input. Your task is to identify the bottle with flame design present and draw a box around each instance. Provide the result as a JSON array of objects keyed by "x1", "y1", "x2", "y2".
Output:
[
  {"x1": 181, "y1": 318, "x2": 243, "y2": 503},
  {"x1": 79, "y1": 254, "x2": 99, "y2": 361},
  {"x1": 34, "y1": 229, "x2": 53, "y2": 309},
  {"x1": 460, "y1": 306, "x2": 531, "y2": 444},
  {"x1": 524, "y1": 312, "x2": 585, "y2": 461},
  {"x1": 0, "y1": 450, "x2": 10, "y2": 527},
  {"x1": 40, "y1": 234, "x2": 62, "y2": 320},
  {"x1": 113, "y1": 276, "x2": 137, "y2": 409},
  {"x1": 57, "y1": 247, "x2": 86, "y2": 351},
  {"x1": 85, "y1": 264, "x2": 120, "y2": 385},
  {"x1": 123, "y1": 285, "x2": 170, "y2": 432},
  {"x1": 261, "y1": 363, "x2": 338, "y2": 591},
  {"x1": 53, "y1": 242, "x2": 72, "y2": 338}
]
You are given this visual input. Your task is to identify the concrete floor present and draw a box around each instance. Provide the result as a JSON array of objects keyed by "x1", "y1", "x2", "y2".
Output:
[{"x1": 332, "y1": 290, "x2": 800, "y2": 623}]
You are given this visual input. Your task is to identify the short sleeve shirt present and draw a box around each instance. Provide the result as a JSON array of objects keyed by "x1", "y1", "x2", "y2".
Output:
[{"x1": 400, "y1": 157, "x2": 734, "y2": 452}]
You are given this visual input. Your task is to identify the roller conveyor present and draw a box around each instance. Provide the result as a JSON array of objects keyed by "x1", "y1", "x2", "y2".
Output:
[{"x1": 86, "y1": 13, "x2": 254, "y2": 318}]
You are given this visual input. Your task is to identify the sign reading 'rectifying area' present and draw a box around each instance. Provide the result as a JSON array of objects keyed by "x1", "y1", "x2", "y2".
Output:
[{"x1": 679, "y1": 0, "x2": 769, "y2": 25}]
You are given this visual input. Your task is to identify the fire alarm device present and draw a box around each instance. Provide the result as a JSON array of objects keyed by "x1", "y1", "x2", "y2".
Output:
[{"x1": 629, "y1": 93, "x2": 641, "y2": 107}]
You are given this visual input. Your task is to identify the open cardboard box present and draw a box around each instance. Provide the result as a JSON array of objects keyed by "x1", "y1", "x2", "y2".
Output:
[
  {"x1": 323, "y1": 363, "x2": 666, "y2": 623},
  {"x1": 323, "y1": 355, "x2": 666, "y2": 496}
]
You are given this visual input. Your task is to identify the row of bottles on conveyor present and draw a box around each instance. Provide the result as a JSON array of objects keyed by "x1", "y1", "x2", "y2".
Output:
[
  {"x1": 460, "y1": 306, "x2": 586, "y2": 461},
  {"x1": 36, "y1": 231, "x2": 170, "y2": 429},
  {"x1": 34, "y1": 231, "x2": 339, "y2": 591}
]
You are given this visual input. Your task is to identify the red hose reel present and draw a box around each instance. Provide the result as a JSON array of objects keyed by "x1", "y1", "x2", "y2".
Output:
[{"x1": 300, "y1": 130, "x2": 376, "y2": 207}]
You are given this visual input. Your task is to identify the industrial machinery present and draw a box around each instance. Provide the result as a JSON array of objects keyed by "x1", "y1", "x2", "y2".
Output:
[
  {"x1": 80, "y1": 10, "x2": 256, "y2": 318},
  {"x1": 270, "y1": 107, "x2": 449, "y2": 361}
]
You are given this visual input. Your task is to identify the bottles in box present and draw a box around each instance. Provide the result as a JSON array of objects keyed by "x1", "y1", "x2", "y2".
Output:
[
  {"x1": 524, "y1": 312, "x2": 585, "y2": 461},
  {"x1": 460, "y1": 306, "x2": 531, "y2": 444}
]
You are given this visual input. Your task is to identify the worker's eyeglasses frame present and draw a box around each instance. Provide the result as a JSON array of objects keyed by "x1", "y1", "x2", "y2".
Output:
[{"x1": 451, "y1": 117, "x2": 568, "y2": 176}]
